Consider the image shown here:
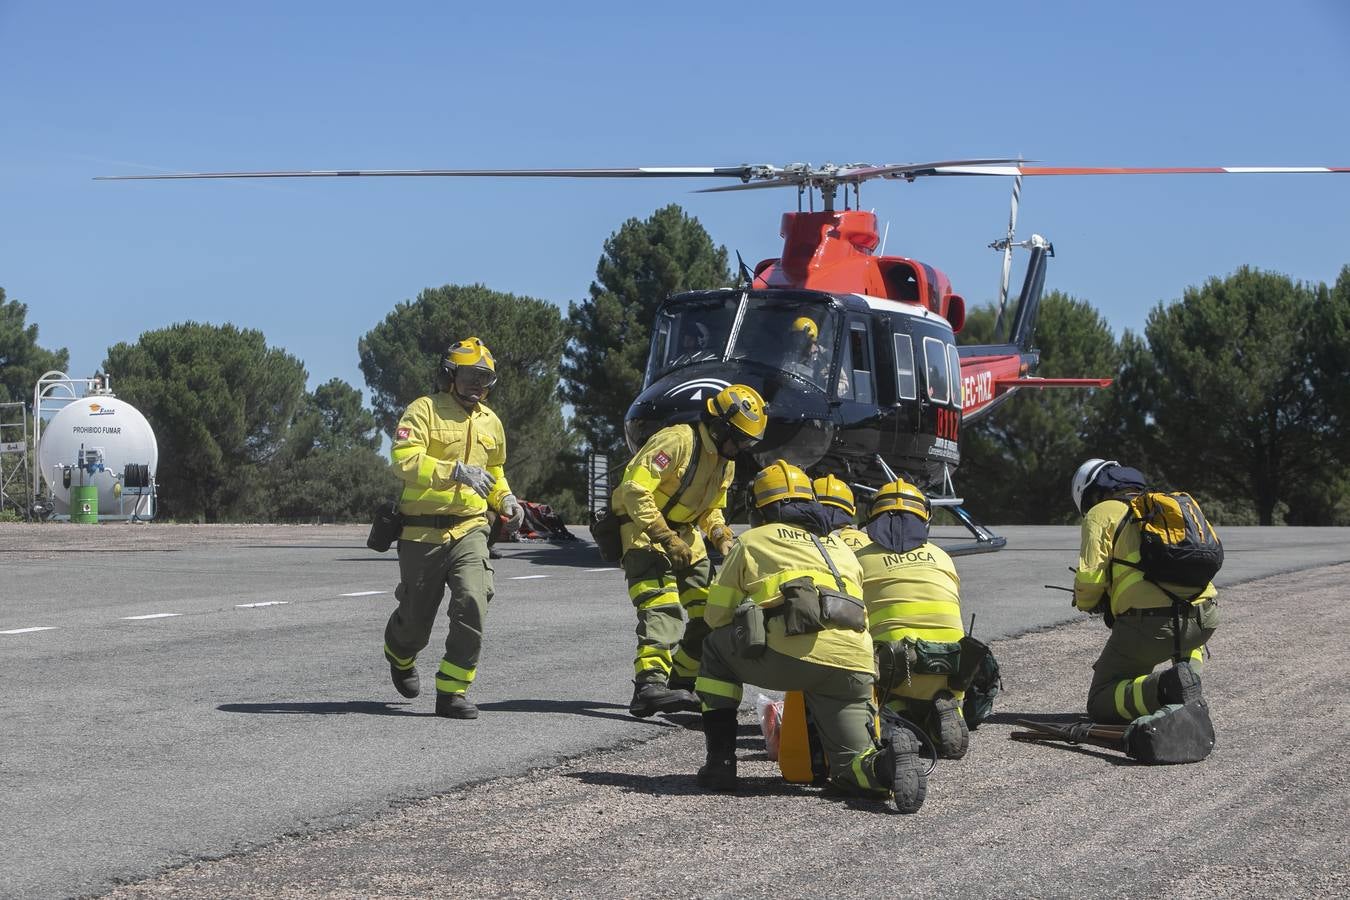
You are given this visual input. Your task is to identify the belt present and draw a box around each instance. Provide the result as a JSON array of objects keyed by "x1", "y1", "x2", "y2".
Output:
[
  {"x1": 403, "y1": 512, "x2": 483, "y2": 529},
  {"x1": 1120, "y1": 598, "x2": 1216, "y2": 617}
]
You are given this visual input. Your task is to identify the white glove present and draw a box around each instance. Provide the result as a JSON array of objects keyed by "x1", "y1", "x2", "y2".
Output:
[
  {"x1": 501, "y1": 494, "x2": 525, "y2": 532},
  {"x1": 451, "y1": 461, "x2": 497, "y2": 498}
]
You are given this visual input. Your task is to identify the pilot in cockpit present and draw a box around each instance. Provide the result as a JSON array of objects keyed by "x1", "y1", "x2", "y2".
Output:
[
  {"x1": 785, "y1": 316, "x2": 849, "y2": 395},
  {"x1": 670, "y1": 321, "x2": 713, "y2": 368},
  {"x1": 680, "y1": 321, "x2": 710, "y2": 355},
  {"x1": 785, "y1": 316, "x2": 821, "y2": 380}
]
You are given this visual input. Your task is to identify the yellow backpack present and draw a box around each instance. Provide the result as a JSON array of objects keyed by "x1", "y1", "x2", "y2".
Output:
[{"x1": 1113, "y1": 491, "x2": 1224, "y2": 596}]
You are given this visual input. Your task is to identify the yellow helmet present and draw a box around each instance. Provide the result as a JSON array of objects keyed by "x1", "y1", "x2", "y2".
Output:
[
  {"x1": 752, "y1": 459, "x2": 816, "y2": 509},
  {"x1": 705, "y1": 383, "x2": 767, "y2": 442},
  {"x1": 438, "y1": 336, "x2": 497, "y2": 394},
  {"x1": 792, "y1": 316, "x2": 819, "y2": 342},
  {"x1": 446, "y1": 336, "x2": 495, "y2": 372},
  {"x1": 812, "y1": 474, "x2": 855, "y2": 517},
  {"x1": 870, "y1": 477, "x2": 931, "y2": 522}
]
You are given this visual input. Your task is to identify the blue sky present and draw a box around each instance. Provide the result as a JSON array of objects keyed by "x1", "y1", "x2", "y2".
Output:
[{"x1": 2, "y1": 1, "x2": 1348, "y2": 403}]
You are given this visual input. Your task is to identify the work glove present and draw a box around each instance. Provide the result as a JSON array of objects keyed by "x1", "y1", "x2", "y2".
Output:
[
  {"x1": 647, "y1": 519, "x2": 694, "y2": 570},
  {"x1": 707, "y1": 523, "x2": 735, "y2": 557},
  {"x1": 450, "y1": 461, "x2": 497, "y2": 498},
  {"x1": 500, "y1": 494, "x2": 525, "y2": 532}
]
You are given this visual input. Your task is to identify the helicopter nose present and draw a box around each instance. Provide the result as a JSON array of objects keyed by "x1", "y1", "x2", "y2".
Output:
[
  {"x1": 625, "y1": 364, "x2": 834, "y2": 466},
  {"x1": 750, "y1": 414, "x2": 834, "y2": 471}
]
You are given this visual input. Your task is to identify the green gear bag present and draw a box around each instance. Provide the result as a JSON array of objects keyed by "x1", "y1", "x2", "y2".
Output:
[
  {"x1": 1123, "y1": 699, "x2": 1216, "y2": 764},
  {"x1": 953, "y1": 635, "x2": 1001, "y2": 730}
]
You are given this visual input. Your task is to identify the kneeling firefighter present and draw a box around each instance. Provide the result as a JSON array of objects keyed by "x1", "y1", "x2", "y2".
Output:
[
  {"x1": 854, "y1": 478, "x2": 971, "y2": 759},
  {"x1": 612, "y1": 384, "x2": 764, "y2": 718},
  {"x1": 813, "y1": 474, "x2": 868, "y2": 549},
  {"x1": 1071, "y1": 459, "x2": 1220, "y2": 724},
  {"x1": 695, "y1": 460, "x2": 928, "y2": 813}
]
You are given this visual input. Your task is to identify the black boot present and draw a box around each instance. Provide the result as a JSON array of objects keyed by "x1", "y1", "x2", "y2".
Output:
[
  {"x1": 929, "y1": 691, "x2": 969, "y2": 760},
  {"x1": 435, "y1": 692, "x2": 479, "y2": 719},
  {"x1": 667, "y1": 673, "x2": 697, "y2": 693},
  {"x1": 629, "y1": 679, "x2": 699, "y2": 718},
  {"x1": 1157, "y1": 660, "x2": 1203, "y2": 706},
  {"x1": 697, "y1": 708, "x2": 739, "y2": 792},
  {"x1": 877, "y1": 721, "x2": 928, "y2": 814},
  {"x1": 389, "y1": 661, "x2": 420, "y2": 699}
]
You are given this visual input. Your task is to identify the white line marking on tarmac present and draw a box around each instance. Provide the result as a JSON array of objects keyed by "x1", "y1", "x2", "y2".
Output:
[
  {"x1": 340, "y1": 590, "x2": 388, "y2": 597},
  {"x1": 510, "y1": 575, "x2": 550, "y2": 580},
  {"x1": 236, "y1": 601, "x2": 289, "y2": 608},
  {"x1": 122, "y1": 613, "x2": 182, "y2": 620},
  {"x1": 2, "y1": 626, "x2": 56, "y2": 634},
  {"x1": 584, "y1": 568, "x2": 617, "y2": 573}
]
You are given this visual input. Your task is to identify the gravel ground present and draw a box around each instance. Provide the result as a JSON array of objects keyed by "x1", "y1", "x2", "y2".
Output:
[{"x1": 97, "y1": 562, "x2": 1349, "y2": 899}]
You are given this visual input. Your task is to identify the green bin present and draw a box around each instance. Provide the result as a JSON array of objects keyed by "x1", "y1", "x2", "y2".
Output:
[{"x1": 72, "y1": 486, "x2": 99, "y2": 524}]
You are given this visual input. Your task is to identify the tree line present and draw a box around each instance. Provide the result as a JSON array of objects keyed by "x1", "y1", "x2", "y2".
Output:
[{"x1": 2, "y1": 207, "x2": 1347, "y2": 525}]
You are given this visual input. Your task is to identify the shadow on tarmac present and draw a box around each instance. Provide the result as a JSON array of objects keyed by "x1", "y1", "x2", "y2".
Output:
[
  {"x1": 488, "y1": 544, "x2": 610, "y2": 569},
  {"x1": 475, "y1": 698, "x2": 678, "y2": 725},
  {"x1": 984, "y1": 711, "x2": 1086, "y2": 726},
  {"x1": 1006, "y1": 735, "x2": 1136, "y2": 766},
  {"x1": 217, "y1": 700, "x2": 425, "y2": 717},
  {"x1": 564, "y1": 769, "x2": 815, "y2": 799}
]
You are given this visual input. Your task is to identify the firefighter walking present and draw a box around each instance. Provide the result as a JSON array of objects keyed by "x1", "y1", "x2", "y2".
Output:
[
  {"x1": 612, "y1": 384, "x2": 764, "y2": 717},
  {"x1": 382, "y1": 337, "x2": 524, "y2": 719},
  {"x1": 695, "y1": 460, "x2": 928, "y2": 813}
]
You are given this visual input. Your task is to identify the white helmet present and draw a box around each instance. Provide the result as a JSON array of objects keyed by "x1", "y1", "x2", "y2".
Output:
[{"x1": 1071, "y1": 458, "x2": 1119, "y2": 513}]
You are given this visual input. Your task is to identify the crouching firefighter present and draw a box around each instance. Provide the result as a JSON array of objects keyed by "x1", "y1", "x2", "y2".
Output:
[
  {"x1": 853, "y1": 478, "x2": 975, "y2": 760},
  {"x1": 1071, "y1": 458, "x2": 1221, "y2": 725},
  {"x1": 612, "y1": 384, "x2": 764, "y2": 718},
  {"x1": 695, "y1": 460, "x2": 928, "y2": 814},
  {"x1": 382, "y1": 338, "x2": 525, "y2": 719}
]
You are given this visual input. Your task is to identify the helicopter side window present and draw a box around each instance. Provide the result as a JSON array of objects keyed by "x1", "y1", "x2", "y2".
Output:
[
  {"x1": 923, "y1": 336, "x2": 950, "y2": 405},
  {"x1": 647, "y1": 318, "x2": 673, "y2": 385},
  {"x1": 847, "y1": 320, "x2": 874, "y2": 405},
  {"x1": 893, "y1": 333, "x2": 917, "y2": 400},
  {"x1": 947, "y1": 343, "x2": 963, "y2": 409}
]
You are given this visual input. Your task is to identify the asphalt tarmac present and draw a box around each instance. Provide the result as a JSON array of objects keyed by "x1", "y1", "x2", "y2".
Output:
[{"x1": 1, "y1": 523, "x2": 1347, "y2": 899}]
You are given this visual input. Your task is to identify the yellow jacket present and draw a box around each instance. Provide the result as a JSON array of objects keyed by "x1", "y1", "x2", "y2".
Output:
[
  {"x1": 390, "y1": 394, "x2": 512, "y2": 543},
  {"x1": 853, "y1": 534, "x2": 963, "y2": 645},
  {"x1": 708, "y1": 523, "x2": 874, "y2": 674},
  {"x1": 612, "y1": 423, "x2": 732, "y2": 564},
  {"x1": 1074, "y1": 498, "x2": 1218, "y2": 615}
]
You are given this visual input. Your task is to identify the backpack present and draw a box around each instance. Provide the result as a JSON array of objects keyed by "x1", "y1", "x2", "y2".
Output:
[
  {"x1": 1112, "y1": 491, "x2": 1223, "y2": 595},
  {"x1": 952, "y1": 634, "x2": 1001, "y2": 730}
]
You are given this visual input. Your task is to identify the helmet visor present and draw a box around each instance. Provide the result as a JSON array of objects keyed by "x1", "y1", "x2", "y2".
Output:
[{"x1": 455, "y1": 366, "x2": 496, "y2": 389}]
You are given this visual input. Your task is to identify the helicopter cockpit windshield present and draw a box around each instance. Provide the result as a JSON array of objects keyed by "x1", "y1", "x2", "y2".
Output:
[
  {"x1": 728, "y1": 295, "x2": 840, "y2": 391},
  {"x1": 646, "y1": 292, "x2": 841, "y2": 392},
  {"x1": 647, "y1": 294, "x2": 739, "y2": 384}
]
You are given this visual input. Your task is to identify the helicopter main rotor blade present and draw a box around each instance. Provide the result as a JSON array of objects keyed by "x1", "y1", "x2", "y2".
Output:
[
  {"x1": 839, "y1": 158, "x2": 1030, "y2": 180},
  {"x1": 694, "y1": 178, "x2": 804, "y2": 194},
  {"x1": 922, "y1": 164, "x2": 1350, "y2": 177},
  {"x1": 94, "y1": 165, "x2": 770, "y2": 181}
]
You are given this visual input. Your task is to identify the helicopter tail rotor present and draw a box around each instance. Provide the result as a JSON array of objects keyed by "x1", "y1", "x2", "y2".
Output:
[{"x1": 990, "y1": 173, "x2": 1023, "y2": 340}]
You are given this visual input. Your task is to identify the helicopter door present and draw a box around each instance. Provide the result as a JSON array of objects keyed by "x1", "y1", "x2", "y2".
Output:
[
  {"x1": 832, "y1": 315, "x2": 882, "y2": 461},
  {"x1": 920, "y1": 335, "x2": 961, "y2": 467},
  {"x1": 892, "y1": 329, "x2": 919, "y2": 430}
]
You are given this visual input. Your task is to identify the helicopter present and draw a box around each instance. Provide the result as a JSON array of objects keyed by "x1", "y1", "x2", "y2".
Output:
[{"x1": 99, "y1": 159, "x2": 1349, "y2": 551}]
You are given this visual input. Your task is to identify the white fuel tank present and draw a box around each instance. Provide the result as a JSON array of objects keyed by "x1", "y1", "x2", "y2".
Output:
[{"x1": 38, "y1": 395, "x2": 159, "y2": 515}]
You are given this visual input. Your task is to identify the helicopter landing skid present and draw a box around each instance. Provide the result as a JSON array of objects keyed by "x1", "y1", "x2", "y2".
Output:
[{"x1": 940, "y1": 504, "x2": 1007, "y2": 556}]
